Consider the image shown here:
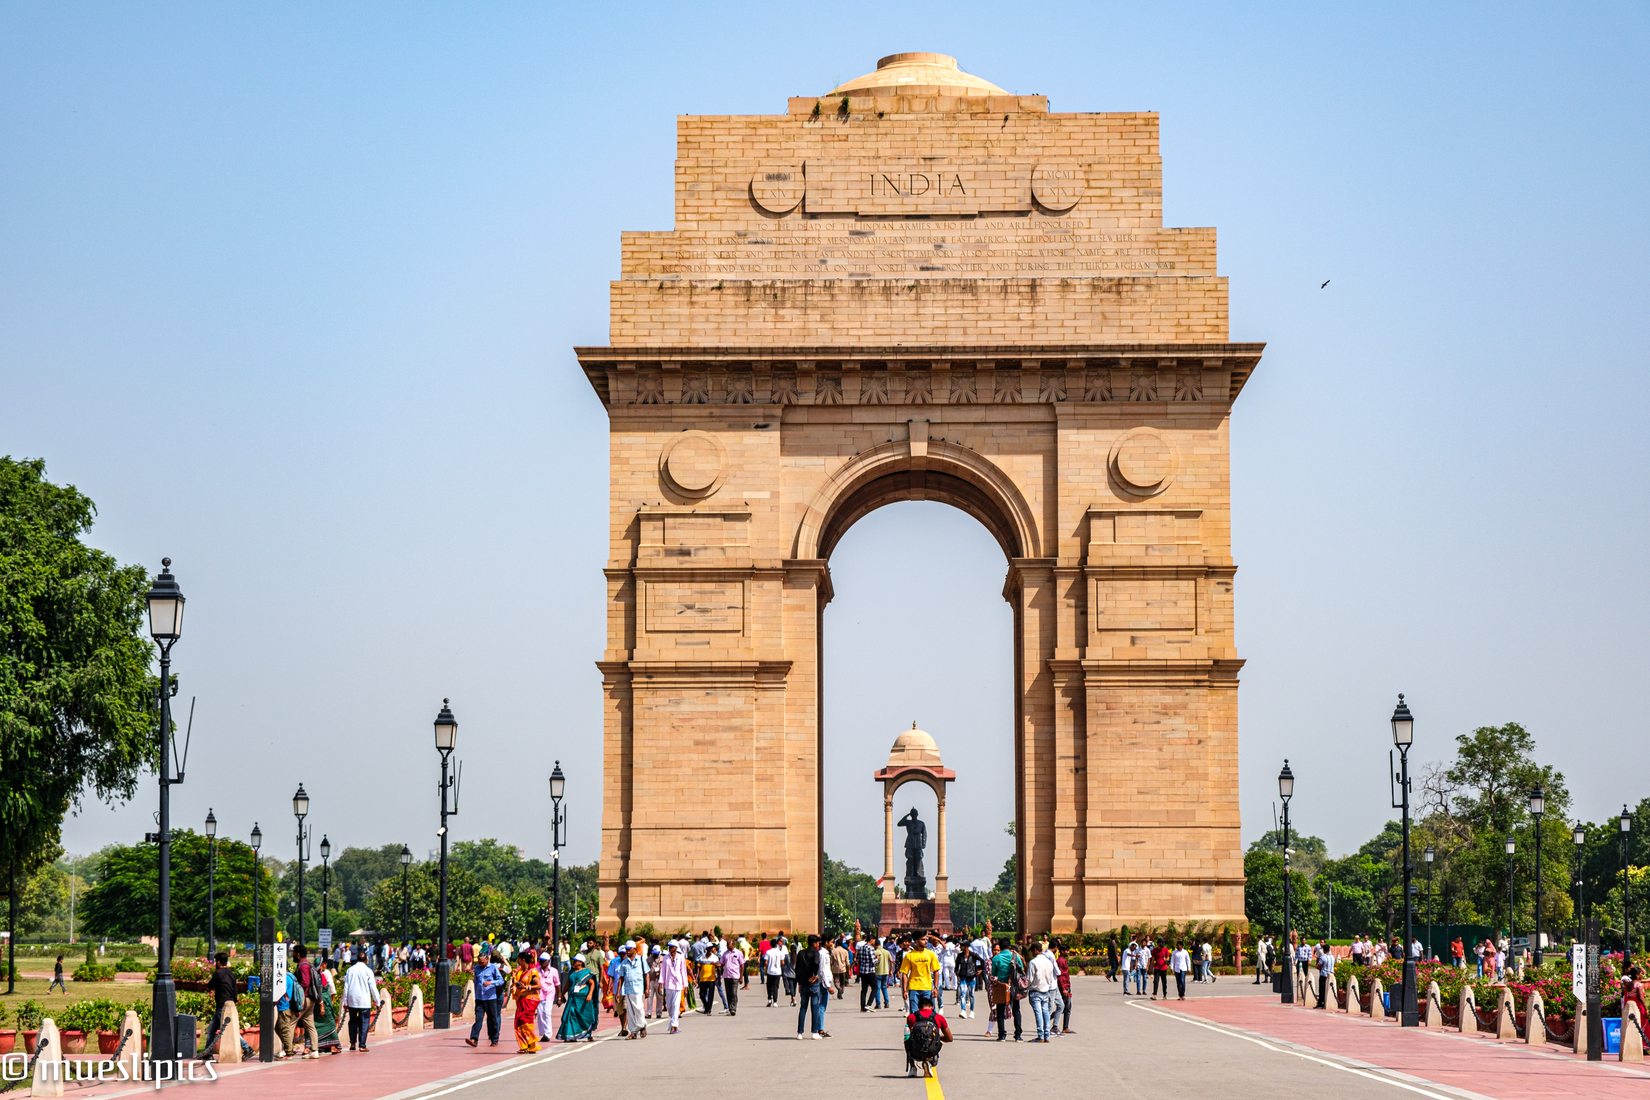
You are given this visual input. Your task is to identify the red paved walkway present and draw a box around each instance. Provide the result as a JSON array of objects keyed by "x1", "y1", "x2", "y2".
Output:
[
  {"x1": 49, "y1": 1017, "x2": 617, "y2": 1100},
  {"x1": 1155, "y1": 995, "x2": 1650, "y2": 1100}
]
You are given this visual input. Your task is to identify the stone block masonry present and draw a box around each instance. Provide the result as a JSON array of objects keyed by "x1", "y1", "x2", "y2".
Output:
[{"x1": 580, "y1": 52, "x2": 1260, "y2": 934}]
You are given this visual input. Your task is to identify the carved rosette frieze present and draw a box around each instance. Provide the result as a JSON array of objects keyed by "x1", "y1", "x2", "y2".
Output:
[{"x1": 581, "y1": 349, "x2": 1262, "y2": 409}]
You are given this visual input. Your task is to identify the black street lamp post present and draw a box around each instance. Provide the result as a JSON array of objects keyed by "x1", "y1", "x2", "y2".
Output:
[
  {"x1": 1423, "y1": 846, "x2": 1435, "y2": 961},
  {"x1": 1529, "y1": 787, "x2": 1545, "y2": 966},
  {"x1": 433, "y1": 700, "x2": 458, "y2": 1029},
  {"x1": 549, "y1": 762, "x2": 567, "y2": 952},
  {"x1": 1505, "y1": 836, "x2": 1516, "y2": 951},
  {"x1": 319, "y1": 835, "x2": 331, "y2": 946},
  {"x1": 250, "y1": 823, "x2": 262, "y2": 964},
  {"x1": 146, "y1": 558, "x2": 186, "y2": 1067},
  {"x1": 293, "y1": 785, "x2": 310, "y2": 946},
  {"x1": 1573, "y1": 822, "x2": 1586, "y2": 944},
  {"x1": 399, "y1": 845, "x2": 412, "y2": 943},
  {"x1": 1278, "y1": 759, "x2": 1295, "y2": 1005},
  {"x1": 1622, "y1": 805, "x2": 1633, "y2": 965},
  {"x1": 205, "y1": 809, "x2": 218, "y2": 958},
  {"x1": 1391, "y1": 693, "x2": 1418, "y2": 1027}
]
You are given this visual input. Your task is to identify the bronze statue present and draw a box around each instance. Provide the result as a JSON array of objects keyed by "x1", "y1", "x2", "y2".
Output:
[{"x1": 898, "y1": 807, "x2": 928, "y2": 900}]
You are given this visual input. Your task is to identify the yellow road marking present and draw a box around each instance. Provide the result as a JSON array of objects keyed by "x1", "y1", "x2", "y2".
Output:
[{"x1": 923, "y1": 1067, "x2": 944, "y2": 1100}]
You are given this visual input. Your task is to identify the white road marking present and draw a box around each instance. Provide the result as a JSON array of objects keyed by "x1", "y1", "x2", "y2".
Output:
[
  {"x1": 1127, "y1": 1002, "x2": 1488, "y2": 1100},
  {"x1": 387, "y1": 1034, "x2": 614, "y2": 1100}
]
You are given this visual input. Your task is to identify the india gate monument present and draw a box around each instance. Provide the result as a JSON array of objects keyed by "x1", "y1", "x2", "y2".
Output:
[{"x1": 581, "y1": 52, "x2": 1259, "y2": 934}]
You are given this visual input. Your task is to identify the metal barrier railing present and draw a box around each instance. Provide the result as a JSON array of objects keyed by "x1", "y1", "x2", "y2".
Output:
[{"x1": 2, "y1": 1033, "x2": 54, "y2": 1094}]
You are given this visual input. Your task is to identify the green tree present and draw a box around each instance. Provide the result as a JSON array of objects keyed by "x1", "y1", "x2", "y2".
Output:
[
  {"x1": 821, "y1": 856, "x2": 878, "y2": 934},
  {"x1": 1, "y1": 457, "x2": 158, "y2": 989},
  {"x1": 1248, "y1": 831, "x2": 1329, "y2": 880},
  {"x1": 275, "y1": 856, "x2": 348, "y2": 943},
  {"x1": 79, "y1": 831, "x2": 273, "y2": 950},
  {"x1": 331, "y1": 844, "x2": 409, "y2": 910},
  {"x1": 1243, "y1": 847, "x2": 1319, "y2": 938},
  {"x1": 360, "y1": 863, "x2": 506, "y2": 943},
  {"x1": 451, "y1": 839, "x2": 551, "y2": 896}
]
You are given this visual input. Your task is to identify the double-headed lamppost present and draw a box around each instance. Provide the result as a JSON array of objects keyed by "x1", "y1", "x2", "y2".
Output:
[
  {"x1": 293, "y1": 785, "x2": 310, "y2": 946},
  {"x1": 433, "y1": 700, "x2": 458, "y2": 1029},
  {"x1": 1529, "y1": 787, "x2": 1545, "y2": 966},
  {"x1": 319, "y1": 835, "x2": 332, "y2": 945},
  {"x1": 1391, "y1": 693, "x2": 1419, "y2": 1027},
  {"x1": 1505, "y1": 836, "x2": 1516, "y2": 949},
  {"x1": 205, "y1": 809, "x2": 218, "y2": 958},
  {"x1": 1573, "y1": 821, "x2": 1587, "y2": 944},
  {"x1": 1622, "y1": 804, "x2": 1634, "y2": 965},
  {"x1": 1423, "y1": 846, "x2": 1435, "y2": 962},
  {"x1": 250, "y1": 823, "x2": 263, "y2": 963},
  {"x1": 400, "y1": 845, "x2": 413, "y2": 944},
  {"x1": 549, "y1": 762, "x2": 567, "y2": 952},
  {"x1": 146, "y1": 558, "x2": 186, "y2": 1066},
  {"x1": 1278, "y1": 759, "x2": 1295, "y2": 1005}
]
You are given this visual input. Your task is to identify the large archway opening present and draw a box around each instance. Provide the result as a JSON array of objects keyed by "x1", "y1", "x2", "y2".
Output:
[{"x1": 820, "y1": 498, "x2": 1018, "y2": 933}]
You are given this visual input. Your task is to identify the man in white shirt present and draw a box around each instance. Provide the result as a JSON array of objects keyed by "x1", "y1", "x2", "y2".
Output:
[
  {"x1": 1170, "y1": 943, "x2": 1192, "y2": 1001},
  {"x1": 1027, "y1": 945, "x2": 1059, "y2": 1041},
  {"x1": 763, "y1": 939, "x2": 788, "y2": 1007},
  {"x1": 1199, "y1": 940, "x2": 1214, "y2": 983},
  {"x1": 342, "y1": 956, "x2": 379, "y2": 1052}
]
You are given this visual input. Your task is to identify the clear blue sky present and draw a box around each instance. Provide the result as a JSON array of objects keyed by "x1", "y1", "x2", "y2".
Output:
[{"x1": 3, "y1": 2, "x2": 1646, "y2": 893}]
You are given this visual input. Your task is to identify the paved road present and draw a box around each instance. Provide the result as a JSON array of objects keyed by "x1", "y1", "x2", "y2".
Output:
[
  {"x1": 90, "y1": 974, "x2": 1639, "y2": 1100},
  {"x1": 376, "y1": 976, "x2": 1483, "y2": 1100}
]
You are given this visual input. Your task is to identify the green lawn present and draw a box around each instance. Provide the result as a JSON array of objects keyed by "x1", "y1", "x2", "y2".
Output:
[{"x1": 0, "y1": 976, "x2": 153, "y2": 1019}]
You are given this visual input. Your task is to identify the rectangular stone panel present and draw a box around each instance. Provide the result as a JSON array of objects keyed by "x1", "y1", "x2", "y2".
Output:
[
  {"x1": 803, "y1": 159, "x2": 1029, "y2": 215},
  {"x1": 1092, "y1": 578, "x2": 1197, "y2": 632},
  {"x1": 643, "y1": 580, "x2": 745, "y2": 633}
]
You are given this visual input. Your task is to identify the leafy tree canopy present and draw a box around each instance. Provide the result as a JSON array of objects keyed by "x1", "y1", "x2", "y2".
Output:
[
  {"x1": 1, "y1": 456, "x2": 157, "y2": 891},
  {"x1": 79, "y1": 830, "x2": 273, "y2": 948}
]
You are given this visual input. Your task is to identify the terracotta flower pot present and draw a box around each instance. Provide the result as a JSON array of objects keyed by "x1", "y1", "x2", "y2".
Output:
[
  {"x1": 22, "y1": 1030, "x2": 39, "y2": 1055},
  {"x1": 423, "y1": 1005, "x2": 434, "y2": 1022},
  {"x1": 97, "y1": 1030, "x2": 121, "y2": 1056},
  {"x1": 60, "y1": 1029, "x2": 87, "y2": 1055},
  {"x1": 241, "y1": 1027, "x2": 259, "y2": 1046},
  {"x1": 392, "y1": 1007, "x2": 409, "y2": 1027},
  {"x1": 0, "y1": 1030, "x2": 15, "y2": 1055}
]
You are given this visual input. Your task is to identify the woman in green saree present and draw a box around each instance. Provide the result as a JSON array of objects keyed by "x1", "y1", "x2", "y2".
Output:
[
  {"x1": 557, "y1": 956, "x2": 599, "y2": 1042},
  {"x1": 314, "y1": 960, "x2": 344, "y2": 1054}
]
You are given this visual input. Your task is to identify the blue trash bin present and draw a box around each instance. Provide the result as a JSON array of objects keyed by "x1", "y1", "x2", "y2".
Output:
[
  {"x1": 1381, "y1": 991, "x2": 1391, "y2": 1014},
  {"x1": 1604, "y1": 1017, "x2": 1622, "y2": 1054}
]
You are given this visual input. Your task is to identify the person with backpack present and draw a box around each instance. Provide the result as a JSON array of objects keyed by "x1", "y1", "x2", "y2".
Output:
[
  {"x1": 904, "y1": 991, "x2": 952, "y2": 1078},
  {"x1": 274, "y1": 964, "x2": 299, "y2": 1058},
  {"x1": 291, "y1": 946, "x2": 322, "y2": 1059}
]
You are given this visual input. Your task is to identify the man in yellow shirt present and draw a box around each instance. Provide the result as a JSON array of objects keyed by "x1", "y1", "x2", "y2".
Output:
[{"x1": 899, "y1": 935, "x2": 942, "y2": 1014}]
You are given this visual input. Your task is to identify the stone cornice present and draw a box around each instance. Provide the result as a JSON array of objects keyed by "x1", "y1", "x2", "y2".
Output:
[{"x1": 577, "y1": 343, "x2": 1263, "y2": 407}]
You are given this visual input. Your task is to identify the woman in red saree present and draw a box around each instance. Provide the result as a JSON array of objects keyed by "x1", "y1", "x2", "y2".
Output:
[{"x1": 510, "y1": 952, "x2": 543, "y2": 1053}]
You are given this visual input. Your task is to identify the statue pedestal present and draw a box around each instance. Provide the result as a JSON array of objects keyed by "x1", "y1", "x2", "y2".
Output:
[{"x1": 879, "y1": 897, "x2": 952, "y2": 937}]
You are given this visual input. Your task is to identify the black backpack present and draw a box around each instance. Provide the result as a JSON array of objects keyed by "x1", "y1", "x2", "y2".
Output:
[{"x1": 908, "y1": 1013, "x2": 943, "y2": 1062}]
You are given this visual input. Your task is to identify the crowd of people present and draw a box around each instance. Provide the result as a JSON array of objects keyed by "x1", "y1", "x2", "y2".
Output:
[{"x1": 200, "y1": 925, "x2": 1090, "y2": 1073}]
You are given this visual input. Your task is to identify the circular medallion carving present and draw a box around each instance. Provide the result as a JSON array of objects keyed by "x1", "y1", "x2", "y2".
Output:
[
  {"x1": 750, "y1": 163, "x2": 804, "y2": 214},
  {"x1": 1031, "y1": 161, "x2": 1084, "y2": 212},
  {"x1": 1109, "y1": 428, "x2": 1176, "y2": 496},
  {"x1": 661, "y1": 430, "x2": 726, "y2": 497}
]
